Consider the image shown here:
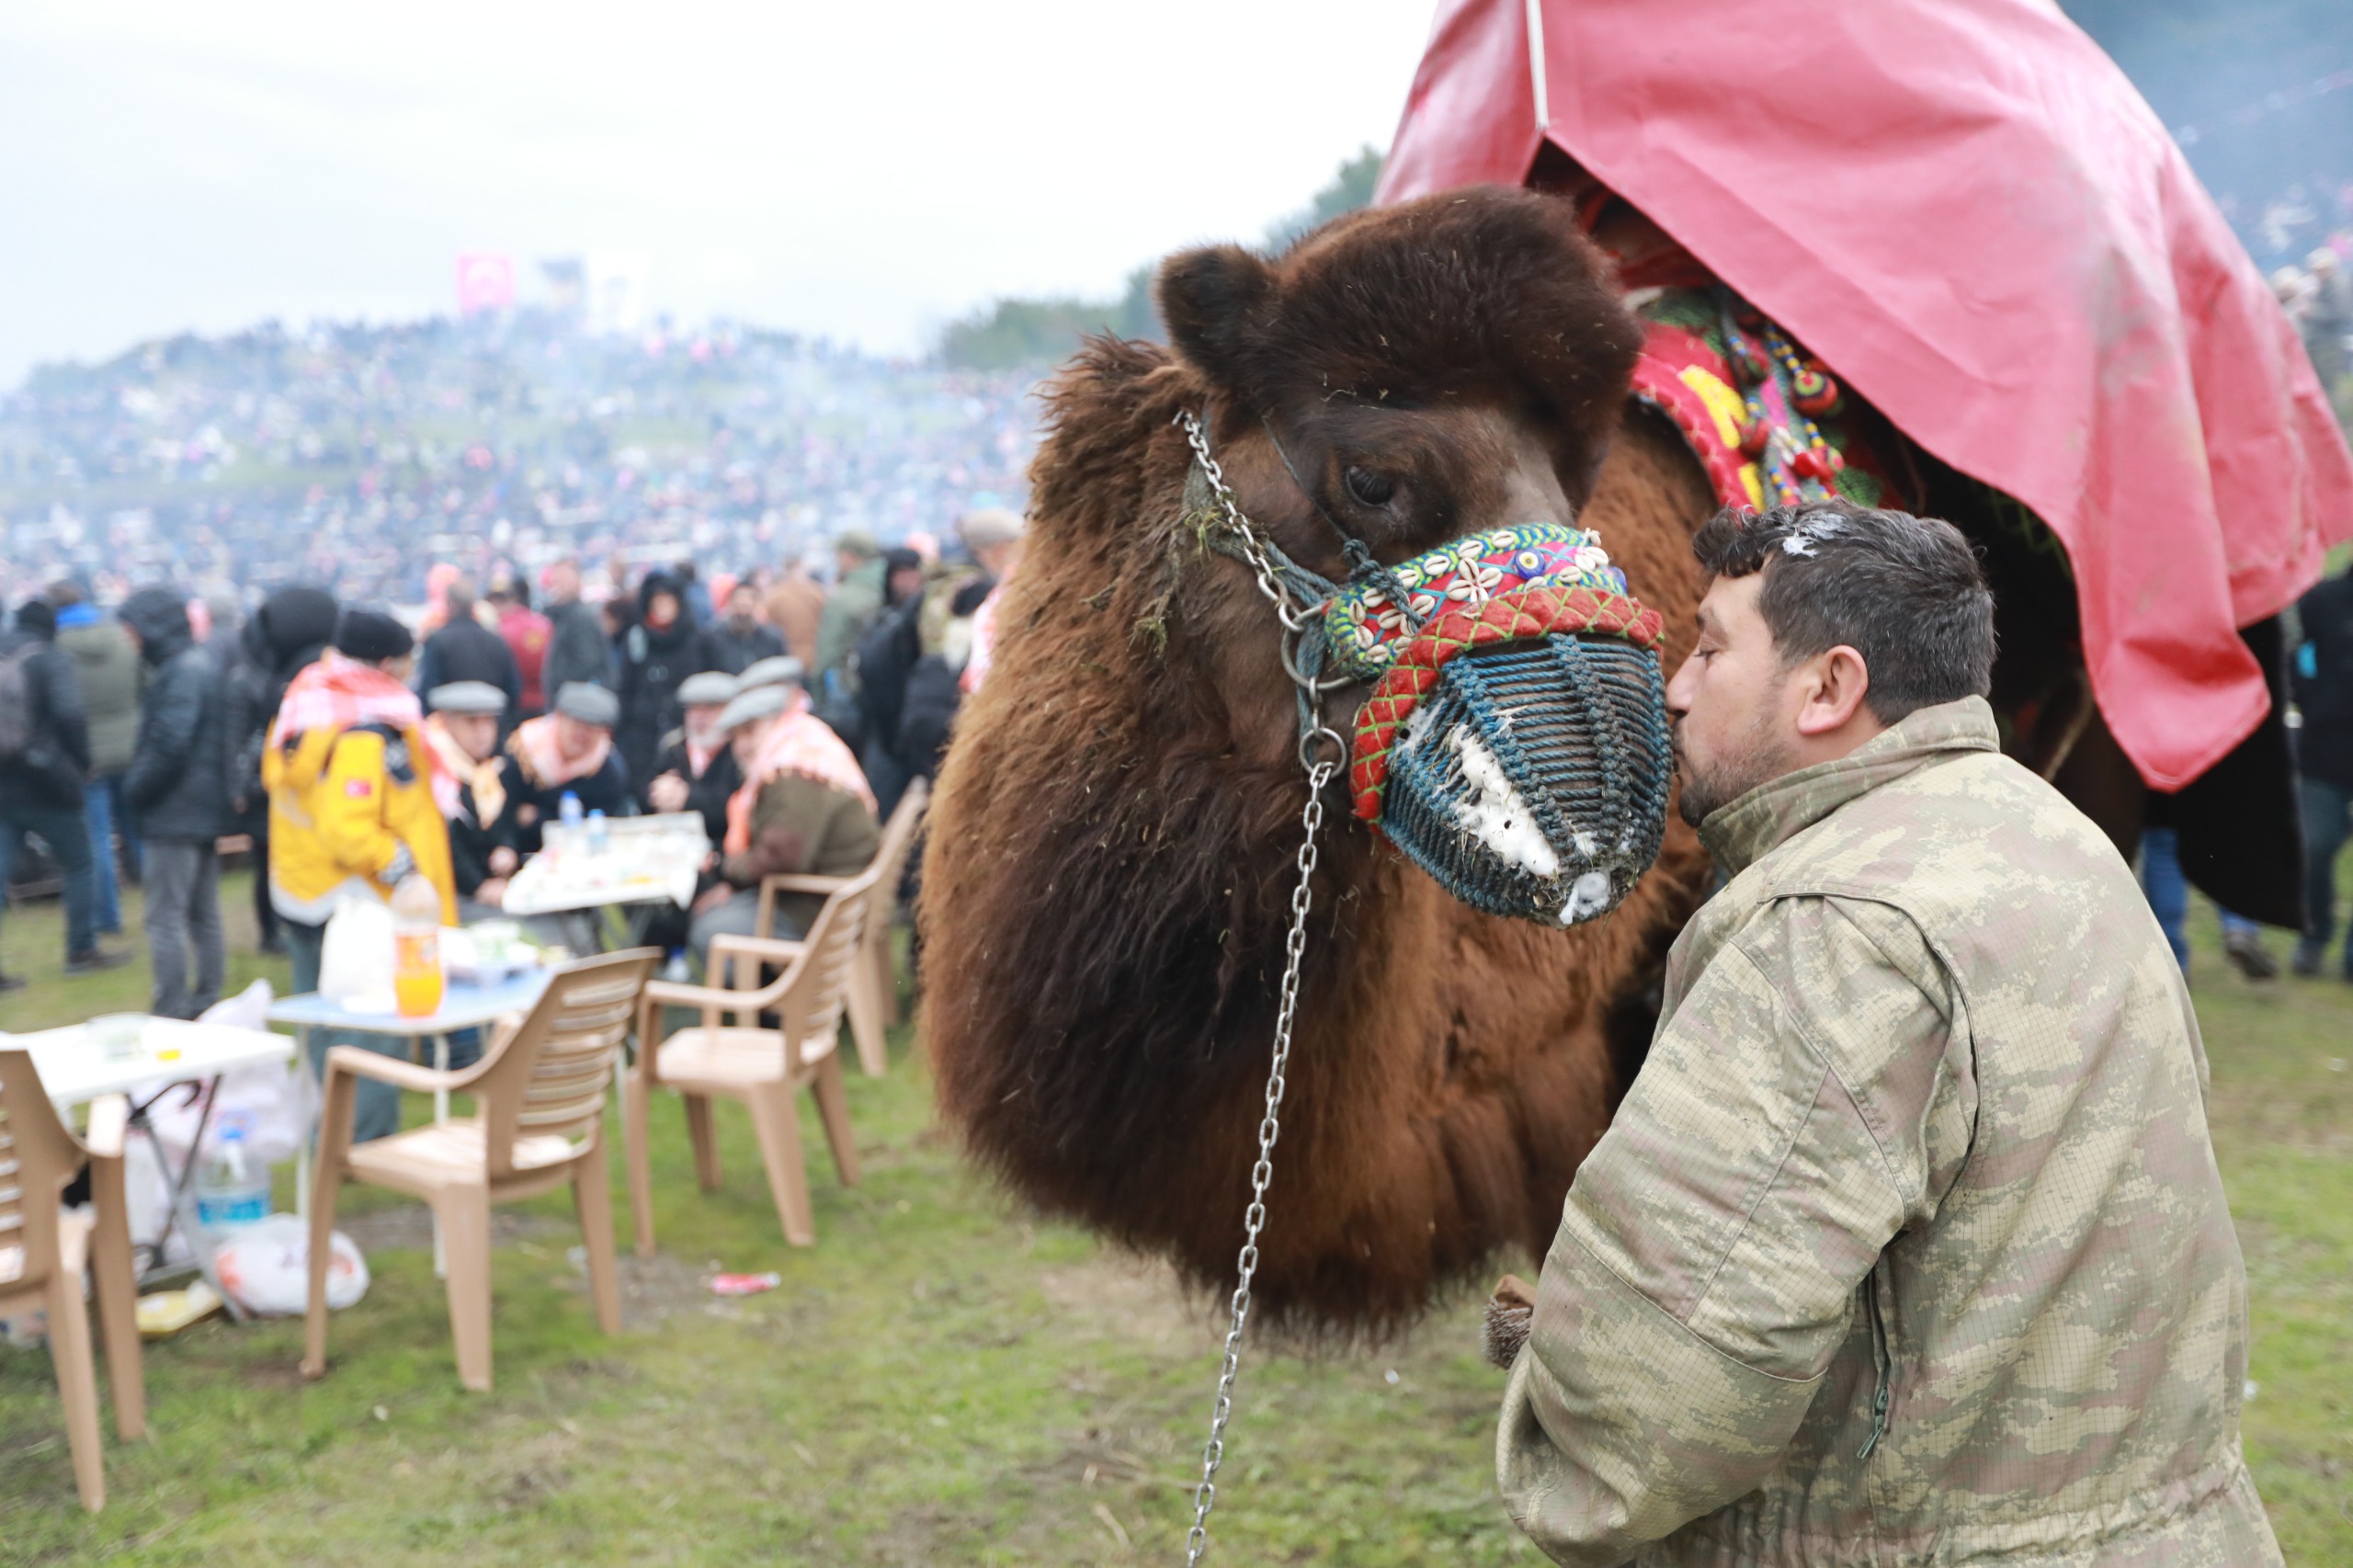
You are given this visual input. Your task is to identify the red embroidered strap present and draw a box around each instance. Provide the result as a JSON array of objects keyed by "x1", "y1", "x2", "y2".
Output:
[{"x1": 1348, "y1": 583, "x2": 1664, "y2": 824}]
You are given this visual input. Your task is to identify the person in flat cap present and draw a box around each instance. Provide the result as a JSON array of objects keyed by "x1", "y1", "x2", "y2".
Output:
[
  {"x1": 646, "y1": 669, "x2": 743, "y2": 846},
  {"x1": 494, "y1": 679, "x2": 633, "y2": 856},
  {"x1": 813, "y1": 528, "x2": 888, "y2": 695},
  {"x1": 735, "y1": 654, "x2": 803, "y2": 692},
  {"x1": 421, "y1": 681, "x2": 520, "y2": 915},
  {"x1": 262, "y1": 604, "x2": 456, "y2": 1142},
  {"x1": 685, "y1": 671, "x2": 879, "y2": 961}
]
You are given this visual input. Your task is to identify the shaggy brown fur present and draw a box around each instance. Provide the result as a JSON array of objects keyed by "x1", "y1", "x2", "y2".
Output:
[{"x1": 919, "y1": 188, "x2": 1719, "y2": 1335}]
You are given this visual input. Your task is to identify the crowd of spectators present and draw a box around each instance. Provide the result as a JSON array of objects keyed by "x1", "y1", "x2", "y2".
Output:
[{"x1": 0, "y1": 309, "x2": 1042, "y2": 612}]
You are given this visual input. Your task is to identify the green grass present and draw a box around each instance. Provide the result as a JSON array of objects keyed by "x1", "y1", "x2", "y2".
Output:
[{"x1": 2, "y1": 874, "x2": 2349, "y2": 1562}]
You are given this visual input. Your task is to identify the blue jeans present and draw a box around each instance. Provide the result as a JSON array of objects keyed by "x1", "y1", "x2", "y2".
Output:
[
  {"x1": 84, "y1": 777, "x2": 123, "y2": 932},
  {"x1": 0, "y1": 796, "x2": 99, "y2": 962},
  {"x1": 2140, "y1": 826, "x2": 2260, "y2": 971},
  {"x1": 2300, "y1": 777, "x2": 2353, "y2": 971}
]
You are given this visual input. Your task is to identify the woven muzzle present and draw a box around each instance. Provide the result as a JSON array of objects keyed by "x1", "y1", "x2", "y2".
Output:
[{"x1": 1341, "y1": 528, "x2": 1671, "y2": 926}]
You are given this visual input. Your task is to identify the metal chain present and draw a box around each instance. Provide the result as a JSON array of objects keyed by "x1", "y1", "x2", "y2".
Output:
[
  {"x1": 1185, "y1": 753, "x2": 1336, "y2": 1566},
  {"x1": 1176, "y1": 405, "x2": 1342, "y2": 1564}
]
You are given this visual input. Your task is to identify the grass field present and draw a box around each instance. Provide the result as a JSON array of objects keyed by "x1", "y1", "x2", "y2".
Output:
[{"x1": 2, "y1": 869, "x2": 2348, "y2": 1564}]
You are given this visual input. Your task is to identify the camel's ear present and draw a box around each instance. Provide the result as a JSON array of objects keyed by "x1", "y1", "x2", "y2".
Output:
[{"x1": 1157, "y1": 244, "x2": 1273, "y2": 390}]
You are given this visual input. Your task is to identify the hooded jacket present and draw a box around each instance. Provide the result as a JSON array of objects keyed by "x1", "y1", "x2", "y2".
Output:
[
  {"x1": 1500, "y1": 699, "x2": 2278, "y2": 1567},
  {"x1": 615, "y1": 573, "x2": 712, "y2": 808},
  {"x1": 119, "y1": 588, "x2": 233, "y2": 845},
  {"x1": 0, "y1": 602, "x2": 88, "y2": 811},
  {"x1": 52, "y1": 606, "x2": 141, "y2": 776},
  {"x1": 224, "y1": 585, "x2": 339, "y2": 822}
]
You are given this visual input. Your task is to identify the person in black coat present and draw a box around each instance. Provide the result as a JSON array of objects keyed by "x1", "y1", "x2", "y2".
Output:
[
  {"x1": 222, "y1": 584, "x2": 338, "y2": 955},
  {"x1": 645, "y1": 669, "x2": 745, "y2": 845},
  {"x1": 699, "y1": 580, "x2": 787, "y2": 676},
  {"x1": 495, "y1": 681, "x2": 635, "y2": 855},
  {"x1": 540, "y1": 558, "x2": 610, "y2": 699},
  {"x1": 0, "y1": 598, "x2": 123, "y2": 987},
  {"x1": 421, "y1": 681, "x2": 520, "y2": 915},
  {"x1": 120, "y1": 587, "x2": 234, "y2": 1017},
  {"x1": 413, "y1": 579, "x2": 522, "y2": 729},
  {"x1": 2295, "y1": 564, "x2": 2353, "y2": 977},
  {"x1": 615, "y1": 571, "x2": 713, "y2": 810}
]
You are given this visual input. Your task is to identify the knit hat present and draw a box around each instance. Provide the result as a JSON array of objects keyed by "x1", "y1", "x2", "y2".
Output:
[
  {"x1": 715, "y1": 682, "x2": 789, "y2": 733},
  {"x1": 427, "y1": 680, "x2": 508, "y2": 715},
  {"x1": 676, "y1": 670, "x2": 740, "y2": 708},
  {"x1": 334, "y1": 607, "x2": 415, "y2": 663},
  {"x1": 13, "y1": 598, "x2": 55, "y2": 639},
  {"x1": 552, "y1": 681, "x2": 620, "y2": 728}
]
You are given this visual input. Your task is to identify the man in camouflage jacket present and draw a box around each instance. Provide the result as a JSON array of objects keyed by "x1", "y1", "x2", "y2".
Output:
[{"x1": 1498, "y1": 503, "x2": 2279, "y2": 1565}]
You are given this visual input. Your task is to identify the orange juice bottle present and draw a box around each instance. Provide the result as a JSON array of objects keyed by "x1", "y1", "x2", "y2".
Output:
[{"x1": 392, "y1": 872, "x2": 445, "y2": 1017}]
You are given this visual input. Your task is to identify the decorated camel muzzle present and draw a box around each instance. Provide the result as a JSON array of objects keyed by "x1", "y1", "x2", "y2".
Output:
[{"x1": 1181, "y1": 413, "x2": 1673, "y2": 927}]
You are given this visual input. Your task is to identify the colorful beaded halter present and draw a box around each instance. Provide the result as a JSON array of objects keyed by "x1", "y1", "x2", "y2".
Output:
[{"x1": 1186, "y1": 438, "x2": 1673, "y2": 927}]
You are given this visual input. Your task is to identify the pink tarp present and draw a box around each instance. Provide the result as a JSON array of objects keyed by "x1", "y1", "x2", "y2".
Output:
[{"x1": 1377, "y1": 0, "x2": 2353, "y2": 789}]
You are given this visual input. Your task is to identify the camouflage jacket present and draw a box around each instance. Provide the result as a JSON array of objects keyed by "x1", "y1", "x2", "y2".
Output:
[{"x1": 1498, "y1": 698, "x2": 2279, "y2": 1566}]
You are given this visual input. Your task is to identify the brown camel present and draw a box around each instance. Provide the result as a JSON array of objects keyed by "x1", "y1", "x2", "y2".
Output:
[
  {"x1": 921, "y1": 187, "x2": 1721, "y2": 1335},
  {"x1": 920, "y1": 180, "x2": 2290, "y2": 1335}
]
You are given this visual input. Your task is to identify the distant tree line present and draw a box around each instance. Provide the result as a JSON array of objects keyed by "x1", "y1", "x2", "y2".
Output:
[{"x1": 939, "y1": 147, "x2": 1382, "y2": 372}]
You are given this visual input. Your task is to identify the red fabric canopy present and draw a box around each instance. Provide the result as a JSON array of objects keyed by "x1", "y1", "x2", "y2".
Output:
[{"x1": 1378, "y1": 0, "x2": 2353, "y2": 790}]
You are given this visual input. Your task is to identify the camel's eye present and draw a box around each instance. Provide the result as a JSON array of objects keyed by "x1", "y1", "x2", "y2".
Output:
[{"x1": 1344, "y1": 466, "x2": 1395, "y2": 507}]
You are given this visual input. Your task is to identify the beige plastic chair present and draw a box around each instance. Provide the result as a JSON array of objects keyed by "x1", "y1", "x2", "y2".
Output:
[
  {"x1": 0, "y1": 1052, "x2": 145, "y2": 1511},
  {"x1": 628, "y1": 860, "x2": 877, "y2": 1252},
  {"x1": 756, "y1": 775, "x2": 927, "y2": 1077},
  {"x1": 301, "y1": 949, "x2": 658, "y2": 1392}
]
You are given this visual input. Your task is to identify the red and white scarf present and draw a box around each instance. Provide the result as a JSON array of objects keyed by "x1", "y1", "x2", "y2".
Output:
[
  {"x1": 506, "y1": 713, "x2": 613, "y2": 791},
  {"x1": 422, "y1": 714, "x2": 506, "y2": 824},
  {"x1": 269, "y1": 652, "x2": 452, "y2": 811},
  {"x1": 722, "y1": 692, "x2": 876, "y2": 855}
]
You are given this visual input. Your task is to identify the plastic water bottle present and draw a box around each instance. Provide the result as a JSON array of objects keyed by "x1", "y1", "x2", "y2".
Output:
[
  {"x1": 585, "y1": 807, "x2": 609, "y2": 853},
  {"x1": 559, "y1": 790, "x2": 584, "y2": 833},
  {"x1": 195, "y1": 1116, "x2": 270, "y2": 1235}
]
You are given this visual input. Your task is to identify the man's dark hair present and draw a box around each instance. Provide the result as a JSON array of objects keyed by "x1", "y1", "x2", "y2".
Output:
[{"x1": 1690, "y1": 500, "x2": 1995, "y2": 724}]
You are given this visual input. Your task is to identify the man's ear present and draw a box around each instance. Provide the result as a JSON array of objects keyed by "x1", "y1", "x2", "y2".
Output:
[
  {"x1": 1794, "y1": 644, "x2": 1873, "y2": 737},
  {"x1": 1156, "y1": 244, "x2": 1273, "y2": 393}
]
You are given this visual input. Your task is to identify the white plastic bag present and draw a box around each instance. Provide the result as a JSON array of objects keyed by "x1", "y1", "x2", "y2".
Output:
[
  {"x1": 144, "y1": 980, "x2": 313, "y2": 1168},
  {"x1": 210, "y1": 1214, "x2": 369, "y2": 1316},
  {"x1": 318, "y1": 897, "x2": 395, "y2": 1003}
]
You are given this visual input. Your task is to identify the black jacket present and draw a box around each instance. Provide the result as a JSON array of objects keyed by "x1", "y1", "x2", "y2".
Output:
[
  {"x1": 119, "y1": 588, "x2": 233, "y2": 844},
  {"x1": 652, "y1": 730, "x2": 743, "y2": 846},
  {"x1": 445, "y1": 776, "x2": 515, "y2": 899},
  {"x1": 493, "y1": 747, "x2": 635, "y2": 857},
  {"x1": 223, "y1": 585, "x2": 338, "y2": 824},
  {"x1": 415, "y1": 615, "x2": 522, "y2": 721},
  {"x1": 0, "y1": 612, "x2": 89, "y2": 812},
  {"x1": 700, "y1": 619, "x2": 785, "y2": 677},
  {"x1": 616, "y1": 576, "x2": 714, "y2": 809},
  {"x1": 541, "y1": 598, "x2": 610, "y2": 700},
  {"x1": 2296, "y1": 571, "x2": 2353, "y2": 789}
]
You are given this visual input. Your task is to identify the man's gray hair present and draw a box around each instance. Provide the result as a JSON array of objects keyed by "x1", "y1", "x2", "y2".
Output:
[{"x1": 1690, "y1": 500, "x2": 1996, "y2": 724}]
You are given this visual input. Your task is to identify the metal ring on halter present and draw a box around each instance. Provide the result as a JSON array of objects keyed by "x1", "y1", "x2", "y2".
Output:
[
  {"x1": 1280, "y1": 629, "x2": 1358, "y2": 695},
  {"x1": 1298, "y1": 725, "x2": 1347, "y2": 772}
]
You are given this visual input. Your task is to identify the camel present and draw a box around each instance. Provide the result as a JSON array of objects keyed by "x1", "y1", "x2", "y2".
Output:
[
  {"x1": 918, "y1": 181, "x2": 2289, "y2": 1335},
  {"x1": 920, "y1": 187, "x2": 1720, "y2": 1335}
]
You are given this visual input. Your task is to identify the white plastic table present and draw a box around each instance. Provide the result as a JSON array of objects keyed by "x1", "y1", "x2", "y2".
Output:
[
  {"x1": 6, "y1": 1017, "x2": 294, "y2": 1287},
  {"x1": 499, "y1": 812, "x2": 709, "y2": 920},
  {"x1": 269, "y1": 970, "x2": 552, "y2": 1242}
]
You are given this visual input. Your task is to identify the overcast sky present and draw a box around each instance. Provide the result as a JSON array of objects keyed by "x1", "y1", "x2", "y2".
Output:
[{"x1": 0, "y1": 1, "x2": 1440, "y2": 387}]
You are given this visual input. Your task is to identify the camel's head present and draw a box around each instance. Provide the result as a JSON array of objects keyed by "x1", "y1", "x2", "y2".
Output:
[
  {"x1": 1157, "y1": 188, "x2": 1666, "y2": 926},
  {"x1": 921, "y1": 187, "x2": 1694, "y2": 1334}
]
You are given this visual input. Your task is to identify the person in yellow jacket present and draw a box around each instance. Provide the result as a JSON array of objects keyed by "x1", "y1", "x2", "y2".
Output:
[{"x1": 262, "y1": 608, "x2": 456, "y2": 1142}]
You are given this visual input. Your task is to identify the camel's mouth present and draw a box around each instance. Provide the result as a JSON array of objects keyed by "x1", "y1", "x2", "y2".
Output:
[{"x1": 1347, "y1": 538, "x2": 1673, "y2": 926}]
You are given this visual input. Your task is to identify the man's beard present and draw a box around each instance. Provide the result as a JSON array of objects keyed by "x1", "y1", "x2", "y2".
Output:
[{"x1": 1674, "y1": 708, "x2": 1795, "y2": 828}]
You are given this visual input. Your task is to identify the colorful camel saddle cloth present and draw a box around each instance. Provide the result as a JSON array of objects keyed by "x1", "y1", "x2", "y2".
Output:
[
  {"x1": 1631, "y1": 286, "x2": 1906, "y2": 515},
  {"x1": 1345, "y1": 528, "x2": 1671, "y2": 928}
]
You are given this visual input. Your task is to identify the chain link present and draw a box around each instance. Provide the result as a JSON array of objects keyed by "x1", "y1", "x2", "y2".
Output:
[
  {"x1": 1176, "y1": 405, "x2": 1336, "y2": 1564},
  {"x1": 1185, "y1": 755, "x2": 1335, "y2": 1565},
  {"x1": 1178, "y1": 410, "x2": 1316, "y2": 631}
]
